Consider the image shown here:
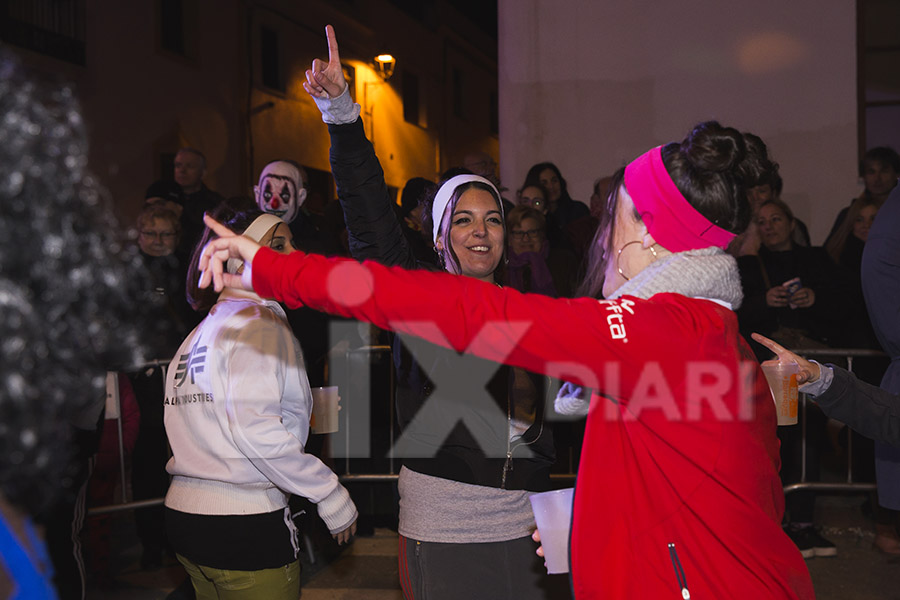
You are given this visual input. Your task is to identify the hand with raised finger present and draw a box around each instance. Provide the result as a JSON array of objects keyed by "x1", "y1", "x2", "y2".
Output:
[
  {"x1": 198, "y1": 214, "x2": 263, "y2": 293},
  {"x1": 750, "y1": 332, "x2": 820, "y2": 384},
  {"x1": 303, "y1": 24, "x2": 346, "y2": 100}
]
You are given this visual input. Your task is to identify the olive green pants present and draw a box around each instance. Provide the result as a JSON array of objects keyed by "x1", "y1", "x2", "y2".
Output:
[{"x1": 176, "y1": 553, "x2": 300, "y2": 600}]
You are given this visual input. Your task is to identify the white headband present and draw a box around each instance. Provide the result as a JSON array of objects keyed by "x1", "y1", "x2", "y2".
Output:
[
  {"x1": 431, "y1": 174, "x2": 502, "y2": 244},
  {"x1": 226, "y1": 213, "x2": 284, "y2": 274}
]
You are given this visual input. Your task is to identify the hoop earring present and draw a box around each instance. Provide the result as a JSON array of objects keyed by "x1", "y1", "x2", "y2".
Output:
[{"x1": 616, "y1": 241, "x2": 658, "y2": 281}]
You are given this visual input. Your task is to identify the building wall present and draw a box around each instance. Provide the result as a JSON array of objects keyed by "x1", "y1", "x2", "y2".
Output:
[
  {"x1": 7, "y1": 0, "x2": 499, "y2": 225},
  {"x1": 10, "y1": 0, "x2": 246, "y2": 224},
  {"x1": 498, "y1": 0, "x2": 859, "y2": 244},
  {"x1": 83, "y1": 0, "x2": 244, "y2": 222}
]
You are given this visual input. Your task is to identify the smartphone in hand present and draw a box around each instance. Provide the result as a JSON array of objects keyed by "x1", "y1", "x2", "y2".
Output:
[{"x1": 783, "y1": 277, "x2": 802, "y2": 309}]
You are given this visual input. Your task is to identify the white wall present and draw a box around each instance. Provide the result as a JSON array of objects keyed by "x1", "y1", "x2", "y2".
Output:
[{"x1": 498, "y1": 0, "x2": 858, "y2": 244}]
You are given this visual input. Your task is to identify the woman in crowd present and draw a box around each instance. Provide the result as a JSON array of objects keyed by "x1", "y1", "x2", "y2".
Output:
[
  {"x1": 506, "y1": 205, "x2": 576, "y2": 298},
  {"x1": 736, "y1": 196, "x2": 848, "y2": 559},
  {"x1": 523, "y1": 162, "x2": 588, "y2": 231},
  {"x1": 517, "y1": 183, "x2": 550, "y2": 215},
  {"x1": 128, "y1": 203, "x2": 196, "y2": 568},
  {"x1": 297, "y1": 26, "x2": 561, "y2": 600},
  {"x1": 736, "y1": 198, "x2": 847, "y2": 353},
  {"x1": 198, "y1": 115, "x2": 815, "y2": 597},
  {"x1": 826, "y1": 196, "x2": 879, "y2": 266},
  {"x1": 164, "y1": 204, "x2": 357, "y2": 599},
  {"x1": 515, "y1": 182, "x2": 573, "y2": 254}
]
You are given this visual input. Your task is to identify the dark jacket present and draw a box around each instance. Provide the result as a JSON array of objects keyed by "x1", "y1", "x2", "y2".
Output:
[
  {"x1": 328, "y1": 118, "x2": 555, "y2": 491},
  {"x1": 815, "y1": 366, "x2": 900, "y2": 446},
  {"x1": 863, "y1": 186, "x2": 900, "y2": 394},
  {"x1": 178, "y1": 183, "x2": 224, "y2": 259},
  {"x1": 736, "y1": 245, "x2": 849, "y2": 355},
  {"x1": 138, "y1": 251, "x2": 196, "y2": 359}
]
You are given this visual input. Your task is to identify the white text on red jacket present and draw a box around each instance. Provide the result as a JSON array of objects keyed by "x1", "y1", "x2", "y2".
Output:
[{"x1": 597, "y1": 298, "x2": 636, "y2": 342}]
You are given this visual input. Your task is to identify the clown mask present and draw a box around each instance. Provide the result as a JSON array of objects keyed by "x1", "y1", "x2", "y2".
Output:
[{"x1": 254, "y1": 161, "x2": 307, "y2": 224}]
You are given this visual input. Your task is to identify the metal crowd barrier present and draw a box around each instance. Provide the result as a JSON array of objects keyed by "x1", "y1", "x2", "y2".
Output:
[
  {"x1": 783, "y1": 347, "x2": 887, "y2": 496},
  {"x1": 88, "y1": 346, "x2": 886, "y2": 517},
  {"x1": 88, "y1": 345, "x2": 580, "y2": 517}
]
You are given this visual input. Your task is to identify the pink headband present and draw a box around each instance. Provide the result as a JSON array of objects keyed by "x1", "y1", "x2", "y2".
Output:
[{"x1": 623, "y1": 146, "x2": 736, "y2": 252}]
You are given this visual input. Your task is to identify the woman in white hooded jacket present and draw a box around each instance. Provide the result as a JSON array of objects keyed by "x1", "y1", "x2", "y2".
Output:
[{"x1": 163, "y1": 204, "x2": 357, "y2": 599}]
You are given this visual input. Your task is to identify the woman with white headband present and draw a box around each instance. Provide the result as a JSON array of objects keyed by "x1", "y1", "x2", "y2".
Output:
[
  {"x1": 164, "y1": 204, "x2": 357, "y2": 600},
  {"x1": 295, "y1": 25, "x2": 562, "y2": 600},
  {"x1": 197, "y1": 115, "x2": 817, "y2": 596}
]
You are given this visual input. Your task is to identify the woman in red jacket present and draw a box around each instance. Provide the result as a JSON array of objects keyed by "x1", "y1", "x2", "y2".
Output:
[{"x1": 197, "y1": 121, "x2": 815, "y2": 598}]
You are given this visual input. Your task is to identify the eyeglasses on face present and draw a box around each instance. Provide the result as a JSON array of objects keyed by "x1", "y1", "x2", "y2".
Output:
[
  {"x1": 140, "y1": 230, "x2": 177, "y2": 241},
  {"x1": 510, "y1": 228, "x2": 544, "y2": 240}
]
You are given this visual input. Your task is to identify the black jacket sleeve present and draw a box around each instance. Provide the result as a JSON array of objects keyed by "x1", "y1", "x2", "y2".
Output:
[
  {"x1": 328, "y1": 119, "x2": 417, "y2": 269},
  {"x1": 814, "y1": 365, "x2": 900, "y2": 446}
]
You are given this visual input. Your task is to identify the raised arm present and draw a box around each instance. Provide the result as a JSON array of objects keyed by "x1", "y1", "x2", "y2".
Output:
[{"x1": 305, "y1": 25, "x2": 416, "y2": 268}]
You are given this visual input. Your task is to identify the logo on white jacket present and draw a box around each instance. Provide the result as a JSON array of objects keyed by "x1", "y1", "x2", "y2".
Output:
[{"x1": 174, "y1": 339, "x2": 207, "y2": 387}]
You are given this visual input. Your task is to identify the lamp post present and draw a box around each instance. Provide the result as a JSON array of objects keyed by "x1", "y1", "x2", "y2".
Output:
[
  {"x1": 374, "y1": 53, "x2": 395, "y2": 81},
  {"x1": 364, "y1": 53, "x2": 396, "y2": 149}
]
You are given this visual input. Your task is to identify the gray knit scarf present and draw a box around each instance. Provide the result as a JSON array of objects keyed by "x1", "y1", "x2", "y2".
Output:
[
  {"x1": 554, "y1": 246, "x2": 743, "y2": 416},
  {"x1": 607, "y1": 246, "x2": 743, "y2": 309}
]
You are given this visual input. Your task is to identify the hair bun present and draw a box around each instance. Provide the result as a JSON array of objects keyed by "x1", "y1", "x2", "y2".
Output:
[{"x1": 680, "y1": 121, "x2": 745, "y2": 174}]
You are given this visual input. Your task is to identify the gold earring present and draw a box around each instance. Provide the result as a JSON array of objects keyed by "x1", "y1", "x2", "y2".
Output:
[{"x1": 616, "y1": 241, "x2": 658, "y2": 281}]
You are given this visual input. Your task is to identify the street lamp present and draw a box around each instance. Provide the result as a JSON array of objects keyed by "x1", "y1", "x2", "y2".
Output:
[{"x1": 374, "y1": 53, "x2": 395, "y2": 80}]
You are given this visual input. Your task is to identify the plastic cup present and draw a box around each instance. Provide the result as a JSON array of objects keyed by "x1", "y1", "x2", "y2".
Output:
[
  {"x1": 529, "y1": 487, "x2": 574, "y2": 574},
  {"x1": 761, "y1": 362, "x2": 799, "y2": 426},
  {"x1": 310, "y1": 386, "x2": 340, "y2": 434}
]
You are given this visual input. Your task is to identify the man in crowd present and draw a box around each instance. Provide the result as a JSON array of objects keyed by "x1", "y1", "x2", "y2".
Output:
[{"x1": 172, "y1": 147, "x2": 224, "y2": 255}]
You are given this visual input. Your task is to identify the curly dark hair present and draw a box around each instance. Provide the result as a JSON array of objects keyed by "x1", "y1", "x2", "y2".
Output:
[
  {"x1": 0, "y1": 52, "x2": 148, "y2": 514},
  {"x1": 578, "y1": 121, "x2": 770, "y2": 298}
]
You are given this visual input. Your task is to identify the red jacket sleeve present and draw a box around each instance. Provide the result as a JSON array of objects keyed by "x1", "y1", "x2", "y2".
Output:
[{"x1": 253, "y1": 249, "x2": 735, "y2": 404}]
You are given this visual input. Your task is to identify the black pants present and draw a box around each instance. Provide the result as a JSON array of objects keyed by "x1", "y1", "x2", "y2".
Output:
[
  {"x1": 398, "y1": 534, "x2": 570, "y2": 600},
  {"x1": 778, "y1": 400, "x2": 828, "y2": 524}
]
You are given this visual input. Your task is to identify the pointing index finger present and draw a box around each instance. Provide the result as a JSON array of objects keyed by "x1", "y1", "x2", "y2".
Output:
[
  {"x1": 750, "y1": 333, "x2": 786, "y2": 357},
  {"x1": 325, "y1": 24, "x2": 340, "y2": 67},
  {"x1": 203, "y1": 213, "x2": 235, "y2": 238}
]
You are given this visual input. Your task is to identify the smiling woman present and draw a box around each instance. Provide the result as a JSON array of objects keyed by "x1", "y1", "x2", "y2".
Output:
[
  {"x1": 428, "y1": 177, "x2": 505, "y2": 282},
  {"x1": 293, "y1": 25, "x2": 564, "y2": 600},
  {"x1": 756, "y1": 199, "x2": 795, "y2": 252}
]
